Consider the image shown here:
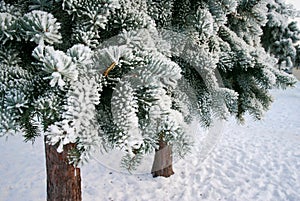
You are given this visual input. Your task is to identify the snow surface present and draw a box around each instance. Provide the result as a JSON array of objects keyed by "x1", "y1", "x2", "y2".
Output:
[{"x1": 1, "y1": 82, "x2": 300, "y2": 201}]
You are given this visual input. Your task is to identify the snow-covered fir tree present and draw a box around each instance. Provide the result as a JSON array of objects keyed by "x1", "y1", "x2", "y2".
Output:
[
  {"x1": 0, "y1": 0, "x2": 298, "y2": 199},
  {"x1": 294, "y1": 44, "x2": 300, "y2": 68},
  {"x1": 262, "y1": 0, "x2": 300, "y2": 72}
]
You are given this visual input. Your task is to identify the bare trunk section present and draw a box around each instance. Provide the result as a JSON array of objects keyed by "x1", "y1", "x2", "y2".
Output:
[
  {"x1": 44, "y1": 137, "x2": 82, "y2": 201},
  {"x1": 151, "y1": 138, "x2": 174, "y2": 177}
]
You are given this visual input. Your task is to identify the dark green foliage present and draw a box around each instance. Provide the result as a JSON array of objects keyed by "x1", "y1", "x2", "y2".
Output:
[
  {"x1": 96, "y1": 86, "x2": 121, "y2": 148},
  {"x1": 262, "y1": 0, "x2": 300, "y2": 69},
  {"x1": 172, "y1": 56, "x2": 212, "y2": 126},
  {"x1": 120, "y1": 152, "x2": 143, "y2": 172}
]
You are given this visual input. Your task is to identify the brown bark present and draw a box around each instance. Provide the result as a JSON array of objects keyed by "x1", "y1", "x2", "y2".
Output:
[
  {"x1": 151, "y1": 138, "x2": 174, "y2": 177},
  {"x1": 45, "y1": 137, "x2": 82, "y2": 201}
]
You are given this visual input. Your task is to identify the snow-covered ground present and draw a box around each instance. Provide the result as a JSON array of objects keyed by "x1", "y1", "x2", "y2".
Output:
[{"x1": 1, "y1": 82, "x2": 300, "y2": 201}]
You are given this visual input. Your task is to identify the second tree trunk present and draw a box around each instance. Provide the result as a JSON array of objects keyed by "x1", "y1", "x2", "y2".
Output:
[{"x1": 151, "y1": 138, "x2": 174, "y2": 177}]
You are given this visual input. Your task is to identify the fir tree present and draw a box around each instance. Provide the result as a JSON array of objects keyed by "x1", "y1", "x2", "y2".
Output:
[
  {"x1": 262, "y1": 0, "x2": 300, "y2": 72},
  {"x1": 0, "y1": 0, "x2": 297, "y2": 200},
  {"x1": 294, "y1": 44, "x2": 300, "y2": 68}
]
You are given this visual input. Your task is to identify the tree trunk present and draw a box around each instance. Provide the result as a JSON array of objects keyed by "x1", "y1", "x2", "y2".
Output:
[
  {"x1": 151, "y1": 138, "x2": 174, "y2": 177},
  {"x1": 44, "y1": 137, "x2": 82, "y2": 201}
]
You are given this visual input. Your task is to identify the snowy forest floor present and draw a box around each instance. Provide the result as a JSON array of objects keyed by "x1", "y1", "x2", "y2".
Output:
[{"x1": 1, "y1": 82, "x2": 300, "y2": 201}]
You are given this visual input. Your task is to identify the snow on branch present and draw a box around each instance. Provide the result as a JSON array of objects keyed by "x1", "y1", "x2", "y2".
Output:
[
  {"x1": 20, "y1": 10, "x2": 62, "y2": 45},
  {"x1": 0, "y1": 13, "x2": 21, "y2": 44},
  {"x1": 32, "y1": 45, "x2": 78, "y2": 88}
]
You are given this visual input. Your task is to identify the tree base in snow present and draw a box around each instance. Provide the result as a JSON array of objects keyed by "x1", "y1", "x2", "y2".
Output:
[
  {"x1": 45, "y1": 137, "x2": 82, "y2": 201},
  {"x1": 151, "y1": 165, "x2": 175, "y2": 178},
  {"x1": 151, "y1": 139, "x2": 174, "y2": 178}
]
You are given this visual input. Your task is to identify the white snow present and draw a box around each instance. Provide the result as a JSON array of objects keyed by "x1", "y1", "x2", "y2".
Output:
[{"x1": 1, "y1": 82, "x2": 300, "y2": 201}]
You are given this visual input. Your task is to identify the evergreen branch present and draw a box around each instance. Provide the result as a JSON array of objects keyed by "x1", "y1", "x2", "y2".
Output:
[
  {"x1": 120, "y1": 152, "x2": 143, "y2": 173},
  {"x1": 19, "y1": 107, "x2": 40, "y2": 143}
]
